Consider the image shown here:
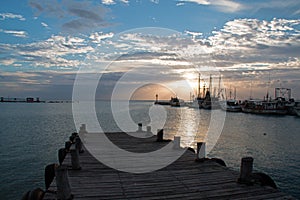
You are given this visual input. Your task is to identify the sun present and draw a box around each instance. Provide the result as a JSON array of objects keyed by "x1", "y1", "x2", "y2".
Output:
[{"x1": 182, "y1": 72, "x2": 199, "y2": 95}]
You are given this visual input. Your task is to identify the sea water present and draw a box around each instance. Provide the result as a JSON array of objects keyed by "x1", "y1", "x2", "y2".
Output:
[{"x1": 0, "y1": 101, "x2": 299, "y2": 199}]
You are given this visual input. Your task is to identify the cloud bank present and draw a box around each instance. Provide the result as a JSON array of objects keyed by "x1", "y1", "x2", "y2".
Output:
[{"x1": 1, "y1": 18, "x2": 300, "y2": 99}]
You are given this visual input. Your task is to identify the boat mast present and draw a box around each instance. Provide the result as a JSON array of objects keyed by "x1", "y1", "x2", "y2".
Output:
[
  {"x1": 234, "y1": 87, "x2": 236, "y2": 100},
  {"x1": 250, "y1": 81, "x2": 253, "y2": 100},
  {"x1": 197, "y1": 73, "x2": 201, "y2": 99},
  {"x1": 218, "y1": 74, "x2": 221, "y2": 98},
  {"x1": 203, "y1": 84, "x2": 206, "y2": 98},
  {"x1": 209, "y1": 75, "x2": 212, "y2": 93},
  {"x1": 266, "y1": 72, "x2": 270, "y2": 102}
]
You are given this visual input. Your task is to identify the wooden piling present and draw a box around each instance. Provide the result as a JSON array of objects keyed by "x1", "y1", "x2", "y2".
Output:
[
  {"x1": 156, "y1": 129, "x2": 164, "y2": 142},
  {"x1": 75, "y1": 137, "x2": 83, "y2": 153},
  {"x1": 65, "y1": 141, "x2": 72, "y2": 151},
  {"x1": 70, "y1": 145, "x2": 81, "y2": 170},
  {"x1": 146, "y1": 126, "x2": 151, "y2": 133},
  {"x1": 238, "y1": 157, "x2": 254, "y2": 183},
  {"x1": 58, "y1": 148, "x2": 67, "y2": 165},
  {"x1": 79, "y1": 124, "x2": 87, "y2": 134},
  {"x1": 137, "y1": 123, "x2": 142, "y2": 132},
  {"x1": 55, "y1": 165, "x2": 72, "y2": 200},
  {"x1": 145, "y1": 126, "x2": 152, "y2": 137},
  {"x1": 173, "y1": 136, "x2": 181, "y2": 149},
  {"x1": 196, "y1": 142, "x2": 206, "y2": 159}
]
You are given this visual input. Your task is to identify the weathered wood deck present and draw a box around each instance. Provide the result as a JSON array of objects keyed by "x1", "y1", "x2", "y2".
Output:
[{"x1": 44, "y1": 132, "x2": 295, "y2": 200}]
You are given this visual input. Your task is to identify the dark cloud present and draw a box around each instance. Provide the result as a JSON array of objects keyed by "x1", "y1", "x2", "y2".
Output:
[
  {"x1": 29, "y1": 1, "x2": 43, "y2": 12},
  {"x1": 29, "y1": 0, "x2": 110, "y2": 33},
  {"x1": 68, "y1": 8, "x2": 103, "y2": 21}
]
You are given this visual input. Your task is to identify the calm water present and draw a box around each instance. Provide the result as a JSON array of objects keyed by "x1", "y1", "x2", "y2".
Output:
[{"x1": 0, "y1": 101, "x2": 299, "y2": 199}]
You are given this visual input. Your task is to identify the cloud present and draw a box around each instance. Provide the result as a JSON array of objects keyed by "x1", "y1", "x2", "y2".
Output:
[
  {"x1": 294, "y1": 9, "x2": 300, "y2": 15},
  {"x1": 150, "y1": 0, "x2": 159, "y2": 4},
  {"x1": 41, "y1": 22, "x2": 49, "y2": 28},
  {"x1": 0, "y1": 29, "x2": 28, "y2": 38},
  {"x1": 0, "y1": 34, "x2": 93, "y2": 69},
  {"x1": 0, "y1": 13, "x2": 26, "y2": 21},
  {"x1": 102, "y1": 0, "x2": 116, "y2": 5},
  {"x1": 182, "y1": 0, "x2": 210, "y2": 5},
  {"x1": 177, "y1": 0, "x2": 246, "y2": 13},
  {"x1": 29, "y1": 0, "x2": 110, "y2": 33},
  {"x1": 209, "y1": 18, "x2": 300, "y2": 49},
  {"x1": 247, "y1": 0, "x2": 300, "y2": 16},
  {"x1": 101, "y1": 0, "x2": 129, "y2": 5},
  {"x1": 184, "y1": 30, "x2": 203, "y2": 40},
  {"x1": 89, "y1": 32, "x2": 114, "y2": 43},
  {"x1": 120, "y1": 0, "x2": 129, "y2": 4},
  {"x1": 1, "y1": 18, "x2": 299, "y2": 73},
  {"x1": 176, "y1": 2, "x2": 185, "y2": 6}
]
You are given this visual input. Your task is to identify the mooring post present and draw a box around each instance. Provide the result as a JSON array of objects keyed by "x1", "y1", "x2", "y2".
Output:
[
  {"x1": 65, "y1": 141, "x2": 72, "y2": 151},
  {"x1": 238, "y1": 157, "x2": 254, "y2": 183},
  {"x1": 75, "y1": 137, "x2": 83, "y2": 153},
  {"x1": 70, "y1": 145, "x2": 81, "y2": 170},
  {"x1": 196, "y1": 142, "x2": 206, "y2": 159},
  {"x1": 146, "y1": 126, "x2": 152, "y2": 136},
  {"x1": 146, "y1": 126, "x2": 151, "y2": 133},
  {"x1": 79, "y1": 124, "x2": 87, "y2": 134},
  {"x1": 156, "y1": 129, "x2": 164, "y2": 142},
  {"x1": 58, "y1": 148, "x2": 67, "y2": 165},
  {"x1": 55, "y1": 165, "x2": 72, "y2": 200},
  {"x1": 173, "y1": 136, "x2": 181, "y2": 149},
  {"x1": 137, "y1": 123, "x2": 142, "y2": 132}
]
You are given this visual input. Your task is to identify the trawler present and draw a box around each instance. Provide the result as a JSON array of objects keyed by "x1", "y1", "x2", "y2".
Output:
[
  {"x1": 187, "y1": 74, "x2": 204, "y2": 109},
  {"x1": 241, "y1": 88, "x2": 293, "y2": 115},
  {"x1": 220, "y1": 87, "x2": 242, "y2": 112},
  {"x1": 221, "y1": 99, "x2": 242, "y2": 112}
]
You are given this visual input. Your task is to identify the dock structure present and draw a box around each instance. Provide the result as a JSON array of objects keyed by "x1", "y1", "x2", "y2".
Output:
[{"x1": 43, "y1": 131, "x2": 295, "y2": 200}]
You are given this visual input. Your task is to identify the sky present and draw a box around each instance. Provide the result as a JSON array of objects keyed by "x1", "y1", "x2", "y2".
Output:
[{"x1": 0, "y1": 0, "x2": 300, "y2": 100}]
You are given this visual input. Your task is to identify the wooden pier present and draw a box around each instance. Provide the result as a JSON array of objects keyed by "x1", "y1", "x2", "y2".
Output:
[{"x1": 43, "y1": 131, "x2": 295, "y2": 200}]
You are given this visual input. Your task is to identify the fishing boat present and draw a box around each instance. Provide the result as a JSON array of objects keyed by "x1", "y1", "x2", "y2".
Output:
[
  {"x1": 295, "y1": 107, "x2": 300, "y2": 117},
  {"x1": 221, "y1": 99, "x2": 242, "y2": 112},
  {"x1": 293, "y1": 101, "x2": 300, "y2": 116},
  {"x1": 241, "y1": 99, "x2": 288, "y2": 115},
  {"x1": 187, "y1": 74, "x2": 204, "y2": 109},
  {"x1": 170, "y1": 97, "x2": 180, "y2": 107},
  {"x1": 241, "y1": 88, "x2": 293, "y2": 115},
  {"x1": 201, "y1": 92, "x2": 221, "y2": 109},
  {"x1": 201, "y1": 75, "x2": 221, "y2": 110},
  {"x1": 220, "y1": 86, "x2": 241, "y2": 112}
]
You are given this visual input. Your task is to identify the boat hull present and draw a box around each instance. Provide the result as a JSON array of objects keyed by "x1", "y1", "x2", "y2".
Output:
[
  {"x1": 294, "y1": 108, "x2": 300, "y2": 116},
  {"x1": 241, "y1": 107, "x2": 288, "y2": 115}
]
